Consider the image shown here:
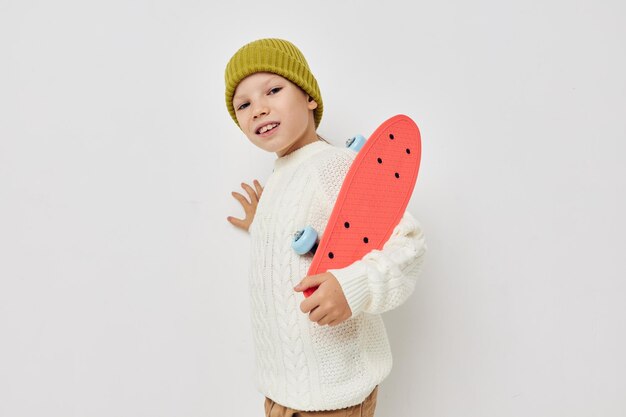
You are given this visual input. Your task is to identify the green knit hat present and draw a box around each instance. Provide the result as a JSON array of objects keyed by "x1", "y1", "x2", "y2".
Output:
[{"x1": 224, "y1": 38, "x2": 323, "y2": 129}]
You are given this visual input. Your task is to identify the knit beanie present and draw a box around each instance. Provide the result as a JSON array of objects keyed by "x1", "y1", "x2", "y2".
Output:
[{"x1": 224, "y1": 38, "x2": 323, "y2": 129}]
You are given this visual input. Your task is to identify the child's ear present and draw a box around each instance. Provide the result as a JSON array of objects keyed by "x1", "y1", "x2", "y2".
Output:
[{"x1": 307, "y1": 96, "x2": 318, "y2": 110}]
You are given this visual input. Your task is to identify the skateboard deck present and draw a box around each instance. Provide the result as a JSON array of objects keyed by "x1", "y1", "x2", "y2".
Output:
[{"x1": 303, "y1": 114, "x2": 421, "y2": 297}]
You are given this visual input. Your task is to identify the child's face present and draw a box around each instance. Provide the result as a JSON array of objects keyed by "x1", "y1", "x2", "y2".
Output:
[{"x1": 233, "y1": 72, "x2": 318, "y2": 157}]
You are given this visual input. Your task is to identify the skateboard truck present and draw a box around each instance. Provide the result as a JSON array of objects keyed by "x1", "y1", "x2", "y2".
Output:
[
  {"x1": 292, "y1": 226, "x2": 319, "y2": 255},
  {"x1": 345, "y1": 134, "x2": 366, "y2": 152}
]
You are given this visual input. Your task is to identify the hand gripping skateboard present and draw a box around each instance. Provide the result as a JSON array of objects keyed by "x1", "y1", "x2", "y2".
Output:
[{"x1": 291, "y1": 114, "x2": 422, "y2": 297}]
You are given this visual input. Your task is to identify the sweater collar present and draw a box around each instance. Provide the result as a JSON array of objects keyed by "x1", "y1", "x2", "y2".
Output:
[{"x1": 273, "y1": 140, "x2": 330, "y2": 173}]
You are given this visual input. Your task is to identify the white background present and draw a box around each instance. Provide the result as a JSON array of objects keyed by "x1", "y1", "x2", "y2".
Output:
[{"x1": 1, "y1": 0, "x2": 625, "y2": 416}]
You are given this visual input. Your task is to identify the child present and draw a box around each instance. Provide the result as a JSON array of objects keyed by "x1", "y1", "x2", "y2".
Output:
[{"x1": 225, "y1": 38, "x2": 427, "y2": 417}]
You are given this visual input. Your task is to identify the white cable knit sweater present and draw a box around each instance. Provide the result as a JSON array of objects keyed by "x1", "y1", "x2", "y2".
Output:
[{"x1": 248, "y1": 139, "x2": 427, "y2": 411}]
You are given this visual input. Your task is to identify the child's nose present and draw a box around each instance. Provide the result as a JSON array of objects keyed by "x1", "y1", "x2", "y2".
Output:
[{"x1": 252, "y1": 102, "x2": 269, "y2": 118}]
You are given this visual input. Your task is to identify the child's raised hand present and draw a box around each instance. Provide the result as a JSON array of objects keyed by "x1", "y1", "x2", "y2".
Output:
[
  {"x1": 294, "y1": 272, "x2": 352, "y2": 326},
  {"x1": 227, "y1": 179, "x2": 264, "y2": 233}
]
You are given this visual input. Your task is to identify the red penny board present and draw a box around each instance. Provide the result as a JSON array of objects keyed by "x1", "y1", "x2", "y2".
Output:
[{"x1": 304, "y1": 114, "x2": 421, "y2": 297}]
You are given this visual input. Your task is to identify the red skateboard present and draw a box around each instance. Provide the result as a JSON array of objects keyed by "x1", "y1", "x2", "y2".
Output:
[{"x1": 292, "y1": 114, "x2": 422, "y2": 297}]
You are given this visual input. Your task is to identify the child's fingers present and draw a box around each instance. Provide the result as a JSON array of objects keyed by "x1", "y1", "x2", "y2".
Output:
[
  {"x1": 231, "y1": 192, "x2": 256, "y2": 222},
  {"x1": 294, "y1": 273, "x2": 326, "y2": 292},
  {"x1": 253, "y1": 179, "x2": 264, "y2": 198},
  {"x1": 308, "y1": 306, "x2": 327, "y2": 323},
  {"x1": 240, "y1": 182, "x2": 260, "y2": 205},
  {"x1": 226, "y1": 216, "x2": 248, "y2": 231},
  {"x1": 231, "y1": 191, "x2": 251, "y2": 208},
  {"x1": 299, "y1": 293, "x2": 320, "y2": 314},
  {"x1": 316, "y1": 312, "x2": 334, "y2": 326}
]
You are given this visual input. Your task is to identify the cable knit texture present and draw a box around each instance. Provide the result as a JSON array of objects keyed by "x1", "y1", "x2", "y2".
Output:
[{"x1": 248, "y1": 140, "x2": 427, "y2": 411}]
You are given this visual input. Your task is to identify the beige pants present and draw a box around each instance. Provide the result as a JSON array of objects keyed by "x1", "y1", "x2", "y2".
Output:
[{"x1": 264, "y1": 386, "x2": 378, "y2": 417}]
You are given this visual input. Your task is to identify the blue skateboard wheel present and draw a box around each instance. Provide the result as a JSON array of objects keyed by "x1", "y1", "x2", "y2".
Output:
[
  {"x1": 292, "y1": 226, "x2": 318, "y2": 255},
  {"x1": 345, "y1": 134, "x2": 366, "y2": 152}
]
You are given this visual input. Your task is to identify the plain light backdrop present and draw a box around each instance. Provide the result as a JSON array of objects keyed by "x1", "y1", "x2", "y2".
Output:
[{"x1": 1, "y1": 0, "x2": 624, "y2": 416}]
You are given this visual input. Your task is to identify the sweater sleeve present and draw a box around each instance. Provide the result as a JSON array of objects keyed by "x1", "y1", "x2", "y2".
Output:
[{"x1": 327, "y1": 209, "x2": 427, "y2": 317}]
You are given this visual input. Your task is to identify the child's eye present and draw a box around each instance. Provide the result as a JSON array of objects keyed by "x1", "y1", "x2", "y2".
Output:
[
  {"x1": 268, "y1": 87, "x2": 282, "y2": 95},
  {"x1": 237, "y1": 102, "x2": 249, "y2": 111}
]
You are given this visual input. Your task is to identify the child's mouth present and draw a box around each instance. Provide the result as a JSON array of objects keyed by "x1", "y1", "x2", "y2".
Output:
[{"x1": 257, "y1": 122, "x2": 280, "y2": 137}]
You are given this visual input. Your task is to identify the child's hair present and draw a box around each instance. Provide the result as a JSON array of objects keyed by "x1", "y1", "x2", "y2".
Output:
[{"x1": 224, "y1": 38, "x2": 324, "y2": 130}]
